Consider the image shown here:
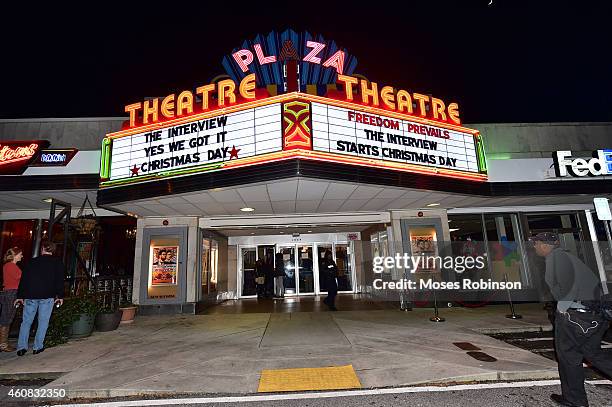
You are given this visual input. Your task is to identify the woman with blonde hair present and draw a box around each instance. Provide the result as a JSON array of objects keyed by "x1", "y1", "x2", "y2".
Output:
[{"x1": 1, "y1": 247, "x2": 23, "y2": 351}]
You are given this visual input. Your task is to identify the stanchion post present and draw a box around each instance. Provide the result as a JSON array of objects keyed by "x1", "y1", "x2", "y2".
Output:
[
  {"x1": 504, "y1": 273, "x2": 522, "y2": 319},
  {"x1": 429, "y1": 288, "x2": 445, "y2": 322}
]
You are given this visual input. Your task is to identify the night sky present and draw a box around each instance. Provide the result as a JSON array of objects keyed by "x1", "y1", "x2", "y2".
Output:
[{"x1": 1, "y1": 1, "x2": 611, "y2": 123}]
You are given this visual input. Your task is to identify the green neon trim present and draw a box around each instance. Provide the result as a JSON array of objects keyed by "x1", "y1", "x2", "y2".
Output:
[
  {"x1": 100, "y1": 161, "x2": 225, "y2": 187},
  {"x1": 100, "y1": 138, "x2": 112, "y2": 179},
  {"x1": 476, "y1": 136, "x2": 488, "y2": 173}
]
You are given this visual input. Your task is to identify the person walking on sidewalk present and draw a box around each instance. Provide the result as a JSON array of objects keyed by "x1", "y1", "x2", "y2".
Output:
[
  {"x1": 321, "y1": 251, "x2": 338, "y2": 311},
  {"x1": 0, "y1": 247, "x2": 23, "y2": 352},
  {"x1": 273, "y1": 252, "x2": 285, "y2": 299},
  {"x1": 14, "y1": 240, "x2": 65, "y2": 356},
  {"x1": 532, "y1": 232, "x2": 612, "y2": 407}
]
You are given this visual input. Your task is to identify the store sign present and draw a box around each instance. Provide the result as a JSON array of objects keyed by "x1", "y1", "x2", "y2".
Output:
[
  {"x1": 106, "y1": 103, "x2": 283, "y2": 181},
  {"x1": 553, "y1": 150, "x2": 612, "y2": 177},
  {"x1": 30, "y1": 148, "x2": 78, "y2": 167},
  {"x1": 310, "y1": 102, "x2": 480, "y2": 173},
  {"x1": 0, "y1": 140, "x2": 49, "y2": 175}
]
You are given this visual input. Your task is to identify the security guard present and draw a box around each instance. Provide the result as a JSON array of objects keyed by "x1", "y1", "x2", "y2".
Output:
[{"x1": 532, "y1": 232, "x2": 612, "y2": 407}]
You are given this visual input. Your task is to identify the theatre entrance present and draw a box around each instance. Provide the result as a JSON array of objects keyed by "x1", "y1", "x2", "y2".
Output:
[{"x1": 238, "y1": 241, "x2": 354, "y2": 298}]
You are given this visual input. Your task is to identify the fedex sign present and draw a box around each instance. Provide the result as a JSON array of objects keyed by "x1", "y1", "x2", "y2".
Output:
[{"x1": 553, "y1": 150, "x2": 612, "y2": 177}]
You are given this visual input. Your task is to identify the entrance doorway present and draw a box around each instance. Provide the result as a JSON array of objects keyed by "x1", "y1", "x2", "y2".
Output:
[{"x1": 238, "y1": 242, "x2": 355, "y2": 298}]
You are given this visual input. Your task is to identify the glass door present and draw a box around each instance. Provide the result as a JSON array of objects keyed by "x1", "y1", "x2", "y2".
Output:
[
  {"x1": 240, "y1": 247, "x2": 257, "y2": 297},
  {"x1": 278, "y1": 246, "x2": 296, "y2": 295},
  {"x1": 298, "y1": 245, "x2": 315, "y2": 294},
  {"x1": 316, "y1": 244, "x2": 332, "y2": 293}
]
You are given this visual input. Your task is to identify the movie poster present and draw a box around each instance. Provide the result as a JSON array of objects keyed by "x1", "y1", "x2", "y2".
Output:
[
  {"x1": 410, "y1": 235, "x2": 437, "y2": 272},
  {"x1": 151, "y1": 246, "x2": 178, "y2": 285}
]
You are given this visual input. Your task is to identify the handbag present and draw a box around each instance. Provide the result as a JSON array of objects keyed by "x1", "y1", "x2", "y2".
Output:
[{"x1": 255, "y1": 276, "x2": 265, "y2": 285}]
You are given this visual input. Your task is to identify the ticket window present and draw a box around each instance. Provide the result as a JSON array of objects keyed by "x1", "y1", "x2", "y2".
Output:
[{"x1": 140, "y1": 227, "x2": 187, "y2": 304}]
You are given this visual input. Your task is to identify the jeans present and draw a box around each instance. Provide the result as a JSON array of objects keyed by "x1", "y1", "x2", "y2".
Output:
[
  {"x1": 274, "y1": 276, "x2": 284, "y2": 297},
  {"x1": 18, "y1": 298, "x2": 54, "y2": 351}
]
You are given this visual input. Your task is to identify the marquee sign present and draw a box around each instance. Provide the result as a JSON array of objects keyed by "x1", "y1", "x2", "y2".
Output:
[
  {"x1": 310, "y1": 103, "x2": 479, "y2": 173},
  {"x1": 103, "y1": 103, "x2": 282, "y2": 182},
  {"x1": 101, "y1": 92, "x2": 487, "y2": 186}
]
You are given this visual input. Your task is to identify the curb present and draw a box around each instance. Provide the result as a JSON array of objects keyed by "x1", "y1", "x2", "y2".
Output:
[{"x1": 52, "y1": 369, "x2": 560, "y2": 400}]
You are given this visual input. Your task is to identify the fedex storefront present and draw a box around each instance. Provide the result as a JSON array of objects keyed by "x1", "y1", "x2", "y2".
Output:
[{"x1": 87, "y1": 30, "x2": 612, "y2": 313}]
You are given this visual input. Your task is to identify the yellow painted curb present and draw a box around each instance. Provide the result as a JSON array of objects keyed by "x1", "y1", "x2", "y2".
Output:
[{"x1": 258, "y1": 364, "x2": 362, "y2": 393}]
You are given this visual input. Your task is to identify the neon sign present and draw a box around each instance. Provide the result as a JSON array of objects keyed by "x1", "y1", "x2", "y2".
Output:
[
  {"x1": 222, "y1": 29, "x2": 357, "y2": 89},
  {"x1": 0, "y1": 140, "x2": 49, "y2": 175},
  {"x1": 333, "y1": 74, "x2": 461, "y2": 125},
  {"x1": 124, "y1": 74, "x2": 258, "y2": 129}
]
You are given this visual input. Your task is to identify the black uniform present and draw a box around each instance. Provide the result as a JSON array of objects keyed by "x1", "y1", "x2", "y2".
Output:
[
  {"x1": 322, "y1": 258, "x2": 338, "y2": 310},
  {"x1": 545, "y1": 248, "x2": 612, "y2": 406}
]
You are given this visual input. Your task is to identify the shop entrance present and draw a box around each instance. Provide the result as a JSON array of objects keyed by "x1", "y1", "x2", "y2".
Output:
[{"x1": 238, "y1": 241, "x2": 354, "y2": 298}]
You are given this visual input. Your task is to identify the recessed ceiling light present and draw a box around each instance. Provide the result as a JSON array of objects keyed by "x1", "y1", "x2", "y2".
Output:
[
  {"x1": 42, "y1": 198, "x2": 53, "y2": 203},
  {"x1": 280, "y1": 231, "x2": 284, "y2": 234},
  {"x1": 308, "y1": 230, "x2": 312, "y2": 233},
  {"x1": 449, "y1": 228, "x2": 460, "y2": 232},
  {"x1": 250, "y1": 232, "x2": 255, "y2": 235},
  {"x1": 240, "y1": 207, "x2": 255, "y2": 212},
  {"x1": 426, "y1": 203, "x2": 440, "y2": 207}
]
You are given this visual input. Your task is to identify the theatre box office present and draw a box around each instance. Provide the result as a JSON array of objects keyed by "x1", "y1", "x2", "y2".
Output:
[{"x1": 1, "y1": 29, "x2": 611, "y2": 314}]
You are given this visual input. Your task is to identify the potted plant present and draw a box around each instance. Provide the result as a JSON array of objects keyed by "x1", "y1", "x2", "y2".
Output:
[
  {"x1": 119, "y1": 301, "x2": 137, "y2": 324},
  {"x1": 66, "y1": 296, "x2": 99, "y2": 338},
  {"x1": 94, "y1": 305, "x2": 122, "y2": 332}
]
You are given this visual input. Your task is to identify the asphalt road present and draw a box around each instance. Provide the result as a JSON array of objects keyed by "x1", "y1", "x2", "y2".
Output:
[{"x1": 2, "y1": 382, "x2": 612, "y2": 407}]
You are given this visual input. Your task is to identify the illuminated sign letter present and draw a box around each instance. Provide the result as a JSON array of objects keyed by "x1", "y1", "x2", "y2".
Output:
[
  {"x1": 176, "y1": 91, "x2": 194, "y2": 116},
  {"x1": 380, "y1": 86, "x2": 396, "y2": 110},
  {"x1": 125, "y1": 102, "x2": 142, "y2": 127},
  {"x1": 254, "y1": 44, "x2": 276, "y2": 65},
  {"x1": 431, "y1": 98, "x2": 447, "y2": 121},
  {"x1": 239, "y1": 74, "x2": 256, "y2": 100},
  {"x1": 303, "y1": 41, "x2": 325, "y2": 64},
  {"x1": 396, "y1": 90, "x2": 413, "y2": 114},
  {"x1": 337, "y1": 74, "x2": 358, "y2": 101},
  {"x1": 360, "y1": 80, "x2": 379, "y2": 106},
  {"x1": 217, "y1": 79, "x2": 237, "y2": 106},
  {"x1": 161, "y1": 94, "x2": 175, "y2": 119},
  {"x1": 195, "y1": 84, "x2": 215, "y2": 110},
  {"x1": 413, "y1": 93, "x2": 429, "y2": 117},
  {"x1": 322, "y1": 50, "x2": 345, "y2": 74},
  {"x1": 448, "y1": 102, "x2": 461, "y2": 124},
  {"x1": 143, "y1": 98, "x2": 159, "y2": 124},
  {"x1": 232, "y1": 49, "x2": 254, "y2": 73}
]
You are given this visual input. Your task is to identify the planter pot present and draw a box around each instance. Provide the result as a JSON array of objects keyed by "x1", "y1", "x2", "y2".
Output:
[
  {"x1": 119, "y1": 306, "x2": 137, "y2": 324},
  {"x1": 94, "y1": 311, "x2": 122, "y2": 332},
  {"x1": 68, "y1": 313, "x2": 95, "y2": 338}
]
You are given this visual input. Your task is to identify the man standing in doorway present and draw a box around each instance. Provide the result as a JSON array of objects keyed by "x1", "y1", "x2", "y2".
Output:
[
  {"x1": 14, "y1": 240, "x2": 65, "y2": 356},
  {"x1": 532, "y1": 232, "x2": 612, "y2": 407},
  {"x1": 322, "y1": 251, "x2": 339, "y2": 311}
]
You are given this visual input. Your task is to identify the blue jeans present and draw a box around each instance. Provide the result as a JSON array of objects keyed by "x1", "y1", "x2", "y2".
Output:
[{"x1": 18, "y1": 298, "x2": 54, "y2": 351}]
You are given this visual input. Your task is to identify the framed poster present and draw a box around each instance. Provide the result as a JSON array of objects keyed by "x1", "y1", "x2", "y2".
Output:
[
  {"x1": 151, "y1": 246, "x2": 178, "y2": 285},
  {"x1": 411, "y1": 235, "x2": 437, "y2": 272}
]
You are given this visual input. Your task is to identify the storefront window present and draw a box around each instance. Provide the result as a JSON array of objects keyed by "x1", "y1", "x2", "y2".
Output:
[
  {"x1": 147, "y1": 237, "x2": 180, "y2": 300},
  {"x1": 484, "y1": 214, "x2": 525, "y2": 283},
  {"x1": 0, "y1": 220, "x2": 35, "y2": 261}
]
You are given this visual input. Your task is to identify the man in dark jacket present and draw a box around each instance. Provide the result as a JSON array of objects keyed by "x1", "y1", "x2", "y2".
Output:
[
  {"x1": 533, "y1": 232, "x2": 612, "y2": 407},
  {"x1": 322, "y1": 251, "x2": 339, "y2": 311},
  {"x1": 14, "y1": 240, "x2": 64, "y2": 356}
]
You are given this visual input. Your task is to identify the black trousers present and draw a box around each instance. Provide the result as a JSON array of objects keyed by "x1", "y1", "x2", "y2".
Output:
[
  {"x1": 325, "y1": 277, "x2": 338, "y2": 307},
  {"x1": 555, "y1": 309, "x2": 612, "y2": 406}
]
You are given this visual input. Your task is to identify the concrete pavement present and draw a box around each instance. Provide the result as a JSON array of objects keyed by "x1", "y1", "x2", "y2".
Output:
[{"x1": 0, "y1": 303, "x2": 561, "y2": 398}]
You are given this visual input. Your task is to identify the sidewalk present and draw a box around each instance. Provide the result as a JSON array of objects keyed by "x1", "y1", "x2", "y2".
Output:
[{"x1": 0, "y1": 303, "x2": 559, "y2": 398}]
